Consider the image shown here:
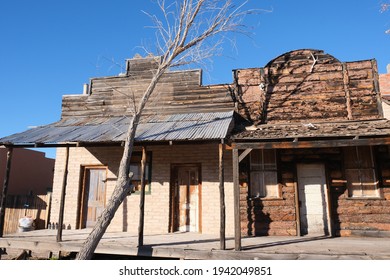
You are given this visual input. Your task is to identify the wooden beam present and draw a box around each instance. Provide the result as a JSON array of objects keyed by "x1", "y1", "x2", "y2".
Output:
[
  {"x1": 232, "y1": 137, "x2": 390, "y2": 150},
  {"x1": 0, "y1": 147, "x2": 13, "y2": 237},
  {"x1": 371, "y1": 59, "x2": 384, "y2": 118},
  {"x1": 232, "y1": 148, "x2": 241, "y2": 251},
  {"x1": 294, "y1": 182, "x2": 301, "y2": 237},
  {"x1": 57, "y1": 147, "x2": 69, "y2": 242},
  {"x1": 138, "y1": 147, "x2": 147, "y2": 247},
  {"x1": 218, "y1": 143, "x2": 226, "y2": 250},
  {"x1": 239, "y1": 148, "x2": 252, "y2": 163},
  {"x1": 342, "y1": 63, "x2": 353, "y2": 120}
]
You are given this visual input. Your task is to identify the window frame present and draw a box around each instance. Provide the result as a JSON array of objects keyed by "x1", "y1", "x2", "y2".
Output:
[
  {"x1": 344, "y1": 146, "x2": 380, "y2": 198},
  {"x1": 249, "y1": 149, "x2": 280, "y2": 199},
  {"x1": 129, "y1": 151, "x2": 152, "y2": 195}
]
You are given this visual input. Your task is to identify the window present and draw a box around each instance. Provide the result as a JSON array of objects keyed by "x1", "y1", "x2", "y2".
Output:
[
  {"x1": 249, "y1": 149, "x2": 279, "y2": 198},
  {"x1": 344, "y1": 146, "x2": 379, "y2": 198},
  {"x1": 129, "y1": 152, "x2": 152, "y2": 194}
]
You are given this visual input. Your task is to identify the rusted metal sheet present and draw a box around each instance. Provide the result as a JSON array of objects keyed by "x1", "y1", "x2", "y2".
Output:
[{"x1": 0, "y1": 111, "x2": 234, "y2": 146}]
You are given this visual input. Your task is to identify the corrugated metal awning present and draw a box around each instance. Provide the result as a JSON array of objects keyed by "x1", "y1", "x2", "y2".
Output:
[{"x1": 0, "y1": 111, "x2": 234, "y2": 147}]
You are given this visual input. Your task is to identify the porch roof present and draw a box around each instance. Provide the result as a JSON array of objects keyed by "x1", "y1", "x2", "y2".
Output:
[
  {"x1": 0, "y1": 111, "x2": 234, "y2": 147},
  {"x1": 232, "y1": 118, "x2": 390, "y2": 142}
]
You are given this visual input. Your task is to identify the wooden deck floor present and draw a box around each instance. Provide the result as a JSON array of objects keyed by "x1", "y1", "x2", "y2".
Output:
[{"x1": 1, "y1": 229, "x2": 390, "y2": 260}]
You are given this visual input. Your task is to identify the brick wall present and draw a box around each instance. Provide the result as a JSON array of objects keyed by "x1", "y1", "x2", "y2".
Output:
[
  {"x1": 380, "y1": 73, "x2": 390, "y2": 96},
  {"x1": 50, "y1": 144, "x2": 235, "y2": 235}
]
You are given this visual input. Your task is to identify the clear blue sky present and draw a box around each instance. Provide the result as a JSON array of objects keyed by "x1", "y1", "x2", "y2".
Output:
[{"x1": 1, "y1": 0, "x2": 390, "y2": 159}]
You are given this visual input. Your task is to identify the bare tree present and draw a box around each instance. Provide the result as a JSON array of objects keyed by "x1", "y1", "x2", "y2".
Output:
[
  {"x1": 381, "y1": 2, "x2": 390, "y2": 33},
  {"x1": 76, "y1": 0, "x2": 252, "y2": 260}
]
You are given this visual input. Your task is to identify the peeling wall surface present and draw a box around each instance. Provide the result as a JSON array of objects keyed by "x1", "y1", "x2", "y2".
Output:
[{"x1": 235, "y1": 49, "x2": 382, "y2": 124}]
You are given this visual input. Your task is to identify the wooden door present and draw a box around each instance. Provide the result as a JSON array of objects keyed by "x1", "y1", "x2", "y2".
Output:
[
  {"x1": 297, "y1": 164, "x2": 330, "y2": 236},
  {"x1": 172, "y1": 165, "x2": 201, "y2": 232},
  {"x1": 80, "y1": 168, "x2": 107, "y2": 228}
]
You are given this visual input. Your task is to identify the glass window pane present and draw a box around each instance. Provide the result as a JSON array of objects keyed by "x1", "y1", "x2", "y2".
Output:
[
  {"x1": 250, "y1": 171, "x2": 278, "y2": 198},
  {"x1": 344, "y1": 147, "x2": 358, "y2": 169},
  {"x1": 358, "y1": 147, "x2": 374, "y2": 168},
  {"x1": 130, "y1": 164, "x2": 141, "y2": 180},
  {"x1": 345, "y1": 169, "x2": 362, "y2": 197},
  {"x1": 264, "y1": 171, "x2": 279, "y2": 197},
  {"x1": 250, "y1": 171, "x2": 263, "y2": 197},
  {"x1": 360, "y1": 168, "x2": 379, "y2": 197},
  {"x1": 263, "y1": 150, "x2": 277, "y2": 169},
  {"x1": 250, "y1": 150, "x2": 263, "y2": 170}
]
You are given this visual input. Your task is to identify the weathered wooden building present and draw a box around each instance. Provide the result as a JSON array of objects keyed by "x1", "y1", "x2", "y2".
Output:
[
  {"x1": 0, "y1": 55, "x2": 237, "y2": 238},
  {"x1": 1, "y1": 49, "x2": 390, "y2": 244},
  {"x1": 233, "y1": 49, "x2": 390, "y2": 237}
]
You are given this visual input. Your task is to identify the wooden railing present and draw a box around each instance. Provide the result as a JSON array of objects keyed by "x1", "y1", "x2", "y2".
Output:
[{"x1": 3, "y1": 193, "x2": 52, "y2": 235}]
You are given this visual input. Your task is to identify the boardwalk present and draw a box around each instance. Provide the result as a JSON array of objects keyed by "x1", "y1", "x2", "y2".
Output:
[{"x1": 1, "y1": 229, "x2": 390, "y2": 260}]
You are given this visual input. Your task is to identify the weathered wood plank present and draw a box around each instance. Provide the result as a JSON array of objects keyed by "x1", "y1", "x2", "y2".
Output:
[
  {"x1": 232, "y1": 137, "x2": 390, "y2": 150},
  {"x1": 218, "y1": 143, "x2": 226, "y2": 250},
  {"x1": 0, "y1": 147, "x2": 13, "y2": 237},
  {"x1": 232, "y1": 148, "x2": 241, "y2": 251},
  {"x1": 57, "y1": 147, "x2": 69, "y2": 242}
]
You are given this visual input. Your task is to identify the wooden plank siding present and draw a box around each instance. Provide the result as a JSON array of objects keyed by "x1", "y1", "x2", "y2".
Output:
[
  {"x1": 61, "y1": 65, "x2": 234, "y2": 119},
  {"x1": 234, "y1": 49, "x2": 382, "y2": 125},
  {"x1": 3, "y1": 194, "x2": 50, "y2": 235}
]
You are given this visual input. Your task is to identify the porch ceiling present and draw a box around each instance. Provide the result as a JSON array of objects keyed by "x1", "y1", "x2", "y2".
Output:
[{"x1": 0, "y1": 111, "x2": 234, "y2": 147}]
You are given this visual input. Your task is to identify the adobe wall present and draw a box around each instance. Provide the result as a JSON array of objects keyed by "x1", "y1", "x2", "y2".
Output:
[
  {"x1": 239, "y1": 146, "x2": 390, "y2": 237},
  {"x1": 50, "y1": 144, "x2": 235, "y2": 235},
  {"x1": 0, "y1": 148, "x2": 54, "y2": 195}
]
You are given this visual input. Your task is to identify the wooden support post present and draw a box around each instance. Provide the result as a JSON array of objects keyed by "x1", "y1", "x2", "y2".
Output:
[
  {"x1": 45, "y1": 190, "x2": 52, "y2": 229},
  {"x1": 232, "y1": 148, "x2": 241, "y2": 251},
  {"x1": 138, "y1": 146, "x2": 147, "y2": 247},
  {"x1": 0, "y1": 147, "x2": 13, "y2": 237},
  {"x1": 342, "y1": 63, "x2": 353, "y2": 120},
  {"x1": 57, "y1": 147, "x2": 69, "y2": 242},
  {"x1": 218, "y1": 143, "x2": 226, "y2": 250},
  {"x1": 294, "y1": 182, "x2": 301, "y2": 237}
]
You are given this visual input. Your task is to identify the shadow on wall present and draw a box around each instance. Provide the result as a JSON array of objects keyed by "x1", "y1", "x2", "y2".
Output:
[{"x1": 247, "y1": 199, "x2": 271, "y2": 236}]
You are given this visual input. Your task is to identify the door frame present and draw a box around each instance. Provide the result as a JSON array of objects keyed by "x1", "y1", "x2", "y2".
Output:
[
  {"x1": 169, "y1": 163, "x2": 202, "y2": 233},
  {"x1": 78, "y1": 165, "x2": 108, "y2": 229},
  {"x1": 296, "y1": 163, "x2": 332, "y2": 236}
]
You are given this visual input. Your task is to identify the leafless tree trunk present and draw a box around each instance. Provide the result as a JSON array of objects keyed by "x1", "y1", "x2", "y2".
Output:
[
  {"x1": 381, "y1": 2, "x2": 390, "y2": 34},
  {"x1": 76, "y1": 0, "x2": 252, "y2": 260}
]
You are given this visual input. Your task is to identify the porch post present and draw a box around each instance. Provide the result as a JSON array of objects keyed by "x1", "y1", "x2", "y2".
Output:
[
  {"x1": 232, "y1": 148, "x2": 241, "y2": 251},
  {"x1": 0, "y1": 147, "x2": 13, "y2": 237},
  {"x1": 138, "y1": 146, "x2": 147, "y2": 247},
  {"x1": 218, "y1": 142, "x2": 226, "y2": 250},
  {"x1": 57, "y1": 146, "x2": 69, "y2": 242}
]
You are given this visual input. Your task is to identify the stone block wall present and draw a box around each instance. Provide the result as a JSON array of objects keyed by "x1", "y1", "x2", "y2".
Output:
[{"x1": 239, "y1": 146, "x2": 390, "y2": 237}]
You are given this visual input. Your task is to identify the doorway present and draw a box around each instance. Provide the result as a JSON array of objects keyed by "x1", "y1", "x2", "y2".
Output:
[
  {"x1": 297, "y1": 164, "x2": 330, "y2": 236},
  {"x1": 170, "y1": 164, "x2": 201, "y2": 232},
  {"x1": 79, "y1": 167, "x2": 107, "y2": 228}
]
